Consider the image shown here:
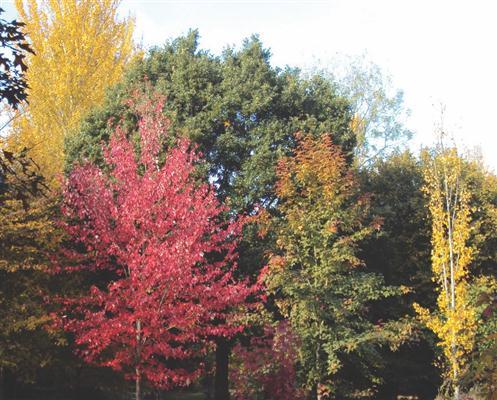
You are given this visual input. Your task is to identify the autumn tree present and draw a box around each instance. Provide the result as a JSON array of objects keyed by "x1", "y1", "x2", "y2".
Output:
[
  {"x1": 414, "y1": 140, "x2": 477, "y2": 399},
  {"x1": 261, "y1": 133, "x2": 402, "y2": 398},
  {"x1": 0, "y1": 145, "x2": 61, "y2": 400},
  {"x1": 59, "y1": 94, "x2": 257, "y2": 400},
  {"x1": 10, "y1": 0, "x2": 134, "y2": 183},
  {"x1": 65, "y1": 31, "x2": 353, "y2": 398},
  {"x1": 360, "y1": 150, "x2": 497, "y2": 397},
  {"x1": 230, "y1": 320, "x2": 305, "y2": 400},
  {"x1": 1, "y1": 27, "x2": 73, "y2": 392}
]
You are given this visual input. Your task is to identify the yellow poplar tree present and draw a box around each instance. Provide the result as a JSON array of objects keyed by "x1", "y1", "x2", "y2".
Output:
[
  {"x1": 11, "y1": 0, "x2": 135, "y2": 183},
  {"x1": 415, "y1": 143, "x2": 476, "y2": 399}
]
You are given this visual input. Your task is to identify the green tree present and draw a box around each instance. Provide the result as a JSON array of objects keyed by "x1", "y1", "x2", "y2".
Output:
[
  {"x1": 359, "y1": 151, "x2": 439, "y2": 398},
  {"x1": 66, "y1": 31, "x2": 353, "y2": 212},
  {"x1": 464, "y1": 276, "x2": 497, "y2": 399},
  {"x1": 458, "y1": 159, "x2": 497, "y2": 397},
  {"x1": 463, "y1": 157, "x2": 497, "y2": 278},
  {"x1": 261, "y1": 134, "x2": 402, "y2": 398},
  {"x1": 65, "y1": 31, "x2": 354, "y2": 398}
]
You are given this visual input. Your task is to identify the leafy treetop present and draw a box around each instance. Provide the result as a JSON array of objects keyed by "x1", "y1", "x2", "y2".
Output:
[
  {"x1": 59, "y1": 93, "x2": 260, "y2": 397},
  {"x1": 0, "y1": 7, "x2": 33, "y2": 109}
]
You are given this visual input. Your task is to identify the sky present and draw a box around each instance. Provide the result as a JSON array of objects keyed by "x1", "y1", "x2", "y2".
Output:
[{"x1": 2, "y1": 0, "x2": 496, "y2": 170}]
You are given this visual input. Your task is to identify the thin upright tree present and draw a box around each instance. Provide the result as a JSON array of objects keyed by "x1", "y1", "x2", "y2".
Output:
[{"x1": 415, "y1": 134, "x2": 476, "y2": 399}]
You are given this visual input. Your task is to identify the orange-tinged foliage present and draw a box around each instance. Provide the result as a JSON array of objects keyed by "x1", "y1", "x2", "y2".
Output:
[
  {"x1": 266, "y1": 133, "x2": 370, "y2": 295},
  {"x1": 260, "y1": 133, "x2": 401, "y2": 395},
  {"x1": 273, "y1": 134, "x2": 360, "y2": 260}
]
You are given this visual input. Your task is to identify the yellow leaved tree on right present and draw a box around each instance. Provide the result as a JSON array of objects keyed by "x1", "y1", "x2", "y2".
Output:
[{"x1": 414, "y1": 138, "x2": 477, "y2": 399}]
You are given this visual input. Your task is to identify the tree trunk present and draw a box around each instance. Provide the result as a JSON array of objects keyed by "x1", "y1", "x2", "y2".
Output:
[
  {"x1": 214, "y1": 338, "x2": 230, "y2": 400},
  {"x1": 0, "y1": 367, "x2": 5, "y2": 400},
  {"x1": 309, "y1": 384, "x2": 317, "y2": 400},
  {"x1": 136, "y1": 367, "x2": 142, "y2": 400},
  {"x1": 452, "y1": 341, "x2": 460, "y2": 400}
]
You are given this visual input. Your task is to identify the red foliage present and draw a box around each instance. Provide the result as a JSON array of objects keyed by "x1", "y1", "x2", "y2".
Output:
[
  {"x1": 230, "y1": 320, "x2": 307, "y2": 400},
  {"x1": 59, "y1": 93, "x2": 257, "y2": 390}
]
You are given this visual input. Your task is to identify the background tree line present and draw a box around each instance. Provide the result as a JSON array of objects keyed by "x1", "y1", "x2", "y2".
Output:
[{"x1": 1, "y1": 1, "x2": 497, "y2": 399}]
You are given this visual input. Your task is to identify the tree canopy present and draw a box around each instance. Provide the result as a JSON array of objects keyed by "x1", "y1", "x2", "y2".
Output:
[
  {"x1": 59, "y1": 93, "x2": 260, "y2": 400},
  {"x1": 0, "y1": 7, "x2": 33, "y2": 109},
  {"x1": 66, "y1": 31, "x2": 353, "y2": 213},
  {"x1": 10, "y1": 0, "x2": 135, "y2": 183}
]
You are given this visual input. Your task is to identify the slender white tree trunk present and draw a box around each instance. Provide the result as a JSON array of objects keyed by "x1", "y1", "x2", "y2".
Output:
[{"x1": 444, "y1": 171, "x2": 460, "y2": 400}]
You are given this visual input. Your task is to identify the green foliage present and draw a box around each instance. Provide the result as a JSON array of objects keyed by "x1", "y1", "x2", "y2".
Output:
[
  {"x1": 464, "y1": 159, "x2": 497, "y2": 277},
  {"x1": 262, "y1": 134, "x2": 403, "y2": 398},
  {"x1": 360, "y1": 151, "x2": 433, "y2": 306},
  {"x1": 359, "y1": 151, "x2": 440, "y2": 398},
  {"x1": 66, "y1": 30, "x2": 354, "y2": 214},
  {"x1": 460, "y1": 161, "x2": 497, "y2": 396},
  {"x1": 464, "y1": 276, "x2": 497, "y2": 397}
]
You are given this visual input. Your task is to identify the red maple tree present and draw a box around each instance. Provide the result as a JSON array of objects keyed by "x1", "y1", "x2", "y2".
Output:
[{"x1": 58, "y1": 93, "x2": 257, "y2": 399}]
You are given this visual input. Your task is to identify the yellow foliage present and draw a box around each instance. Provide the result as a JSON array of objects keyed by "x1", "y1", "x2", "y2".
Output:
[
  {"x1": 0, "y1": 154, "x2": 63, "y2": 370},
  {"x1": 416, "y1": 145, "x2": 477, "y2": 394},
  {"x1": 0, "y1": 196, "x2": 59, "y2": 272},
  {"x1": 349, "y1": 112, "x2": 366, "y2": 145},
  {"x1": 10, "y1": 0, "x2": 135, "y2": 184}
]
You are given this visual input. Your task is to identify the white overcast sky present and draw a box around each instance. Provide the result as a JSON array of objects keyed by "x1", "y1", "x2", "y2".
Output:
[{"x1": 2, "y1": 0, "x2": 496, "y2": 170}]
